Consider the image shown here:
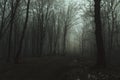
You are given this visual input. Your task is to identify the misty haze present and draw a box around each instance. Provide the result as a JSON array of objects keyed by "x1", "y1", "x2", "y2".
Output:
[{"x1": 0, "y1": 0, "x2": 120, "y2": 80}]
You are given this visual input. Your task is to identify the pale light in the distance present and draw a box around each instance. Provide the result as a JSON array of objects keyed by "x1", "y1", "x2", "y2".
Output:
[{"x1": 65, "y1": 0, "x2": 84, "y2": 4}]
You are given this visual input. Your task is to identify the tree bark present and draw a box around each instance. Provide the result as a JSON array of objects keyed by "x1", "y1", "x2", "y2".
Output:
[
  {"x1": 7, "y1": 0, "x2": 20, "y2": 62},
  {"x1": 15, "y1": 0, "x2": 30, "y2": 63},
  {"x1": 94, "y1": 0, "x2": 106, "y2": 67}
]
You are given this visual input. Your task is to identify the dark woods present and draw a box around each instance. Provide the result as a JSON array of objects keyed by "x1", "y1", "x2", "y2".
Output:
[
  {"x1": 0, "y1": 0, "x2": 80, "y2": 63},
  {"x1": 0, "y1": 0, "x2": 120, "y2": 67}
]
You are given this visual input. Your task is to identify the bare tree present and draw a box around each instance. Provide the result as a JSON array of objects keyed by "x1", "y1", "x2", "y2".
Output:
[
  {"x1": 100, "y1": 0, "x2": 120, "y2": 64},
  {"x1": 15, "y1": 0, "x2": 31, "y2": 63},
  {"x1": 62, "y1": 2, "x2": 80, "y2": 55},
  {"x1": 7, "y1": 0, "x2": 21, "y2": 62},
  {"x1": 94, "y1": 0, "x2": 106, "y2": 67},
  {"x1": 0, "y1": 0, "x2": 7, "y2": 39}
]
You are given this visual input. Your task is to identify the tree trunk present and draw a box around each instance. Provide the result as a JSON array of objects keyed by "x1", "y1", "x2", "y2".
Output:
[
  {"x1": 15, "y1": 0, "x2": 30, "y2": 64},
  {"x1": 7, "y1": 0, "x2": 20, "y2": 62},
  {"x1": 94, "y1": 0, "x2": 106, "y2": 67},
  {"x1": 63, "y1": 26, "x2": 67, "y2": 55},
  {"x1": 7, "y1": 1, "x2": 14, "y2": 62}
]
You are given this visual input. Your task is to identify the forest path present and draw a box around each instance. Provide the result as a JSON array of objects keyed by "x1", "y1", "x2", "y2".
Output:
[{"x1": 0, "y1": 56, "x2": 94, "y2": 80}]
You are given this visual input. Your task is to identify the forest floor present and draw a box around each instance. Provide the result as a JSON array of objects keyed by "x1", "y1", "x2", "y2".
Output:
[{"x1": 0, "y1": 56, "x2": 120, "y2": 80}]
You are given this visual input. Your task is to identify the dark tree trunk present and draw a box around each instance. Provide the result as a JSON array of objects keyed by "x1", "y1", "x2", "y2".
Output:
[
  {"x1": 15, "y1": 0, "x2": 30, "y2": 64},
  {"x1": 7, "y1": 1, "x2": 14, "y2": 62},
  {"x1": 7, "y1": 0, "x2": 20, "y2": 62},
  {"x1": 39, "y1": 13, "x2": 44, "y2": 56},
  {"x1": 81, "y1": 31, "x2": 84, "y2": 56},
  {"x1": 63, "y1": 26, "x2": 67, "y2": 55},
  {"x1": 94, "y1": 0, "x2": 106, "y2": 67}
]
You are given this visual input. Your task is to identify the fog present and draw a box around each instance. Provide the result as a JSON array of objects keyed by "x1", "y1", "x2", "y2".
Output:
[{"x1": 0, "y1": 0, "x2": 120, "y2": 80}]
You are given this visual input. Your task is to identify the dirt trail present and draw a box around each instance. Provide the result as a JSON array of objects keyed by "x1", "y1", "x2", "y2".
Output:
[{"x1": 0, "y1": 56, "x2": 94, "y2": 80}]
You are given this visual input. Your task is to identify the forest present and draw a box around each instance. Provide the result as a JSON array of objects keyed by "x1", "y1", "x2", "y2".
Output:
[{"x1": 0, "y1": 0, "x2": 120, "y2": 80}]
